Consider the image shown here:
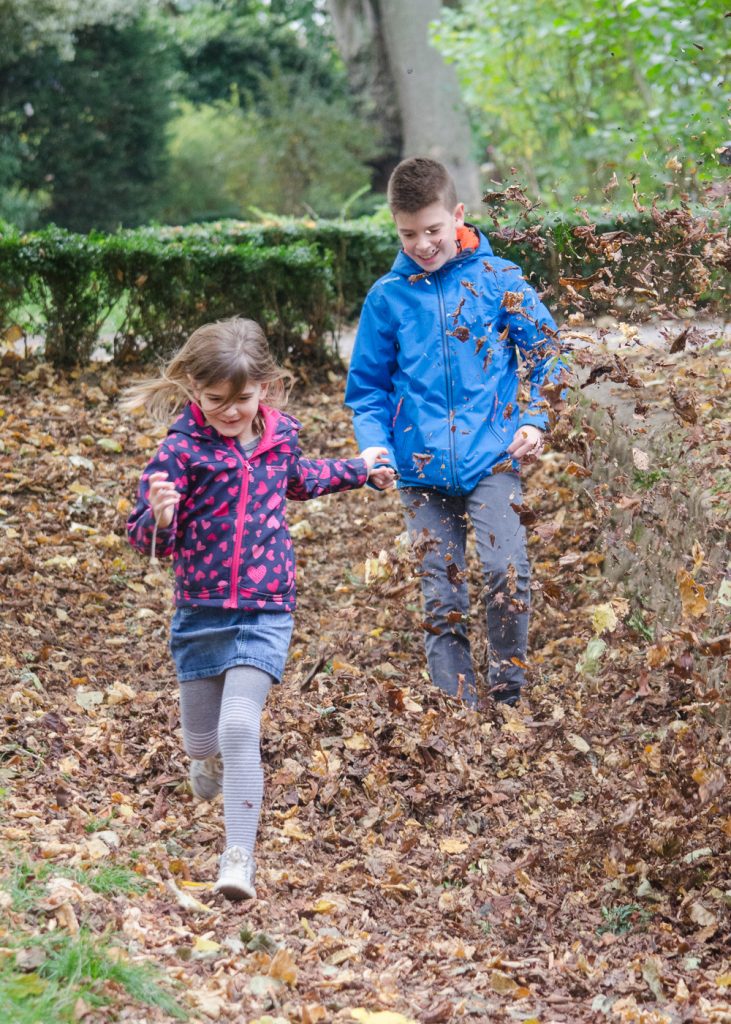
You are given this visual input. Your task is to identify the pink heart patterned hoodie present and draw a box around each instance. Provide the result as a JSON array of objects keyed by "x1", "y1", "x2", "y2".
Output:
[{"x1": 127, "y1": 403, "x2": 368, "y2": 610}]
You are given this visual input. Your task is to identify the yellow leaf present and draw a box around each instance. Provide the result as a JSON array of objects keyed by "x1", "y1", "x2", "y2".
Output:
[
  {"x1": 592, "y1": 602, "x2": 618, "y2": 635},
  {"x1": 567, "y1": 733, "x2": 591, "y2": 754},
  {"x1": 289, "y1": 519, "x2": 314, "y2": 539},
  {"x1": 439, "y1": 837, "x2": 469, "y2": 855},
  {"x1": 350, "y1": 1011, "x2": 419, "y2": 1024},
  {"x1": 717, "y1": 974, "x2": 731, "y2": 988},
  {"x1": 490, "y1": 969, "x2": 519, "y2": 994},
  {"x1": 268, "y1": 947, "x2": 298, "y2": 986},
  {"x1": 301, "y1": 1005, "x2": 327, "y2": 1024},
  {"x1": 312, "y1": 898, "x2": 338, "y2": 914},
  {"x1": 3, "y1": 323, "x2": 23, "y2": 344},
  {"x1": 281, "y1": 818, "x2": 311, "y2": 840},
  {"x1": 344, "y1": 732, "x2": 370, "y2": 750},
  {"x1": 105, "y1": 681, "x2": 136, "y2": 705},
  {"x1": 646, "y1": 644, "x2": 670, "y2": 668},
  {"x1": 677, "y1": 569, "x2": 708, "y2": 619},
  {"x1": 192, "y1": 937, "x2": 220, "y2": 953},
  {"x1": 68, "y1": 482, "x2": 95, "y2": 497},
  {"x1": 332, "y1": 659, "x2": 360, "y2": 675}
]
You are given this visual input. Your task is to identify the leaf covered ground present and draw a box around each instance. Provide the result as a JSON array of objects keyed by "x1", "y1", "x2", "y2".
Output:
[{"x1": 0, "y1": 331, "x2": 729, "y2": 1024}]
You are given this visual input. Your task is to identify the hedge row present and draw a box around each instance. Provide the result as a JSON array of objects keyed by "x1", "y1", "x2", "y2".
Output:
[
  {"x1": 0, "y1": 226, "x2": 334, "y2": 367},
  {"x1": 0, "y1": 205, "x2": 727, "y2": 367}
]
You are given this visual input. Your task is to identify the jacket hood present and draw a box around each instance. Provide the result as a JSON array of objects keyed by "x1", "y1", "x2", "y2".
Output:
[
  {"x1": 390, "y1": 223, "x2": 493, "y2": 278},
  {"x1": 168, "y1": 403, "x2": 300, "y2": 450}
]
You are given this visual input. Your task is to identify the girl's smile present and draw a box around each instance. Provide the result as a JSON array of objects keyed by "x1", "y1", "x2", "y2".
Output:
[{"x1": 193, "y1": 381, "x2": 267, "y2": 443}]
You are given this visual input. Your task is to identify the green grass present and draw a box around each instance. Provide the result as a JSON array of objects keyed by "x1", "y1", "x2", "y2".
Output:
[
  {"x1": 2, "y1": 858, "x2": 149, "y2": 913},
  {"x1": 0, "y1": 930, "x2": 187, "y2": 1023},
  {"x1": 597, "y1": 903, "x2": 652, "y2": 936}
]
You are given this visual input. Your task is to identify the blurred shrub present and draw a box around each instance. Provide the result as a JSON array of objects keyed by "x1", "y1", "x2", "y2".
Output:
[{"x1": 160, "y1": 76, "x2": 380, "y2": 224}]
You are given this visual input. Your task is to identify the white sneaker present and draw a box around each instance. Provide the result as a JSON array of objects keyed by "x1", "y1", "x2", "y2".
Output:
[
  {"x1": 213, "y1": 846, "x2": 256, "y2": 900},
  {"x1": 189, "y1": 756, "x2": 222, "y2": 800}
]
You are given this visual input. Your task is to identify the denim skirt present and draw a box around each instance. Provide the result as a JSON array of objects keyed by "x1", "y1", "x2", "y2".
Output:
[{"x1": 170, "y1": 606, "x2": 294, "y2": 683}]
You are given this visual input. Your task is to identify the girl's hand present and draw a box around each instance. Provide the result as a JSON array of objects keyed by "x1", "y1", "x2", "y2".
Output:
[
  {"x1": 507, "y1": 424, "x2": 544, "y2": 462},
  {"x1": 360, "y1": 446, "x2": 396, "y2": 490},
  {"x1": 148, "y1": 471, "x2": 180, "y2": 528}
]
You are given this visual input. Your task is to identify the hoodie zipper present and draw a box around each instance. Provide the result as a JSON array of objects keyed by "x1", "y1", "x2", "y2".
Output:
[
  {"x1": 228, "y1": 444, "x2": 250, "y2": 607},
  {"x1": 435, "y1": 272, "x2": 459, "y2": 491}
]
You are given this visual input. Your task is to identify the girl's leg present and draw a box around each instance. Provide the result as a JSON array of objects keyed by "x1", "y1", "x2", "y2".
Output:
[
  {"x1": 400, "y1": 488, "x2": 475, "y2": 705},
  {"x1": 217, "y1": 665, "x2": 272, "y2": 856},
  {"x1": 179, "y1": 676, "x2": 224, "y2": 758},
  {"x1": 466, "y1": 472, "x2": 530, "y2": 705}
]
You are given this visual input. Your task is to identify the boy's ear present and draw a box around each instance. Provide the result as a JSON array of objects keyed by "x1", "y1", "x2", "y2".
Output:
[{"x1": 454, "y1": 202, "x2": 466, "y2": 226}]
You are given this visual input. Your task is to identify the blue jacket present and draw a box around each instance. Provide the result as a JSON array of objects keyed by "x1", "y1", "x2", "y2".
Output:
[
  {"x1": 345, "y1": 227, "x2": 565, "y2": 494},
  {"x1": 127, "y1": 403, "x2": 368, "y2": 610}
]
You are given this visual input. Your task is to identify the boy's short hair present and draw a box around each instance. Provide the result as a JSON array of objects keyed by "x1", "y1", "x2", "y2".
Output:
[{"x1": 387, "y1": 157, "x2": 458, "y2": 214}]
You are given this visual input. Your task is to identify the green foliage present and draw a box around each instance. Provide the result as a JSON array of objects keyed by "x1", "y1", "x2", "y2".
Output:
[
  {"x1": 598, "y1": 903, "x2": 652, "y2": 936},
  {"x1": 161, "y1": 73, "x2": 380, "y2": 222},
  {"x1": 433, "y1": 1, "x2": 729, "y2": 205},
  {"x1": 105, "y1": 230, "x2": 334, "y2": 361},
  {"x1": 6, "y1": 226, "x2": 122, "y2": 366},
  {"x1": 170, "y1": 0, "x2": 343, "y2": 108},
  {"x1": 0, "y1": 929, "x2": 186, "y2": 1022},
  {"x1": 7, "y1": 16, "x2": 174, "y2": 232}
]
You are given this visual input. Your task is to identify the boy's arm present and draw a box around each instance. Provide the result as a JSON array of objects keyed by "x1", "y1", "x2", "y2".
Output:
[
  {"x1": 501, "y1": 271, "x2": 569, "y2": 432},
  {"x1": 126, "y1": 444, "x2": 189, "y2": 558},
  {"x1": 344, "y1": 290, "x2": 398, "y2": 465}
]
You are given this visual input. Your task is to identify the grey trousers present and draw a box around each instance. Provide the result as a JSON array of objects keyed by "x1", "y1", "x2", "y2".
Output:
[{"x1": 401, "y1": 472, "x2": 530, "y2": 707}]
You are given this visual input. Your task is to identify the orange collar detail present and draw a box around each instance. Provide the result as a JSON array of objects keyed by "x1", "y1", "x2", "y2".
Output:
[{"x1": 456, "y1": 224, "x2": 480, "y2": 253}]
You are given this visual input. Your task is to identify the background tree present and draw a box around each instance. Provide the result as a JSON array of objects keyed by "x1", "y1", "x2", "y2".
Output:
[
  {"x1": 432, "y1": 0, "x2": 730, "y2": 205},
  {"x1": 9, "y1": 16, "x2": 174, "y2": 231},
  {"x1": 159, "y1": 0, "x2": 380, "y2": 221},
  {"x1": 326, "y1": 0, "x2": 482, "y2": 209}
]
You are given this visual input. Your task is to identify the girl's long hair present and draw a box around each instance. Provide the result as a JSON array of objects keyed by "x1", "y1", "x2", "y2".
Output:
[{"x1": 120, "y1": 318, "x2": 293, "y2": 431}]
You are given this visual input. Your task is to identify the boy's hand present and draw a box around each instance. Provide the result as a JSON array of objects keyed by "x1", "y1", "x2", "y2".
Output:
[
  {"x1": 507, "y1": 425, "x2": 544, "y2": 462},
  {"x1": 360, "y1": 446, "x2": 396, "y2": 490},
  {"x1": 147, "y1": 471, "x2": 180, "y2": 528}
]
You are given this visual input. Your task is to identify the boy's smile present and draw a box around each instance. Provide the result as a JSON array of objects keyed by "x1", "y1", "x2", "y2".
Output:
[{"x1": 394, "y1": 200, "x2": 466, "y2": 273}]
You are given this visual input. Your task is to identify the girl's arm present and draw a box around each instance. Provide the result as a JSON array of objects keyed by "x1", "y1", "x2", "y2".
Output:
[
  {"x1": 286, "y1": 446, "x2": 393, "y2": 501},
  {"x1": 126, "y1": 444, "x2": 189, "y2": 558}
]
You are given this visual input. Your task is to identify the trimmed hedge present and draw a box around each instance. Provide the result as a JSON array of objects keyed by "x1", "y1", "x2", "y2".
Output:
[
  {"x1": 0, "y1": 226, "x2": 333, "y2": 367},
  {"x1": 0, "y1": 204, "x2": 727, "y2": 367}
]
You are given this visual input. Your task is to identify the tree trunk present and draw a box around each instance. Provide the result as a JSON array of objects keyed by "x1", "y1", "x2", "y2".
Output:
[
  {"x1": 378, "y1": 0, "x2": 481, "y2": 210},
  {"x1": 327, "y1": 0, "x2": 481, "y2": 209},
  {"x1": 326, "y1": 0, "x2": 402, "y2": 190}
]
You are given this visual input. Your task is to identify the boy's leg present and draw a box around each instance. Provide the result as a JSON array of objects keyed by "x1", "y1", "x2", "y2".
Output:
[
  {"x1": 400, "y1": 488, "x2": 476, "y2": 705},
  {"x1": 466, "y1": 472, "x2": 530, "y2": 705},
  {"x1": 217, "y1": 666, "x2": 272, "y2": 855}
]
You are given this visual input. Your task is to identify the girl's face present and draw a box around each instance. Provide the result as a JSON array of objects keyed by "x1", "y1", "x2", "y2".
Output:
[{"x1": 192, "y1": 379, "x2": 267, "y2": 442}]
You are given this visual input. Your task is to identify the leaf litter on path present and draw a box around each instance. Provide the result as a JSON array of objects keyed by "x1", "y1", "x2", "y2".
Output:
[{"x1": 0, "y1": 350, "x2": 729, "y2": 1022}]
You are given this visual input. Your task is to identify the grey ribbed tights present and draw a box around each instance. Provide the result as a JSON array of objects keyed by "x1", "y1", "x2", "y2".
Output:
[{"x1": 178, "y1": 666, "x2": 272, "y2": 854}]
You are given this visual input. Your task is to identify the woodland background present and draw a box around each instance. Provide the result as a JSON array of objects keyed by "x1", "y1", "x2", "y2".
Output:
[{"x1": 0, "y1": 2, "x2": 729, "y2": 1023}]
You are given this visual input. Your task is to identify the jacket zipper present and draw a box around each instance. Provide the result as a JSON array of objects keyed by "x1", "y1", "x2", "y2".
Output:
[
  {"x1": 229, "y1": 445, "x2": 250, "y2": 607},
  {"x1": 435, "y1": 273, "x2": 459, "y2": 491}
]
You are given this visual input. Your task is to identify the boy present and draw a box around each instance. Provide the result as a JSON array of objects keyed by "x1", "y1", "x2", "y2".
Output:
[{"x1": 345, "y1": 157, "x2": 566, "y2": 708}]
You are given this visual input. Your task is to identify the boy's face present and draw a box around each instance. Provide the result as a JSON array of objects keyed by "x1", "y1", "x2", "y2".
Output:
[{"x1": 393, "y1": 200, "x2": 465, "y2": 273}]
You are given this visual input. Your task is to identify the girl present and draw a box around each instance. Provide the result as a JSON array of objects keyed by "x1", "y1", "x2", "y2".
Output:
[{"x1": 124, "y1": 317, "x2": 393, "y2": 900}]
